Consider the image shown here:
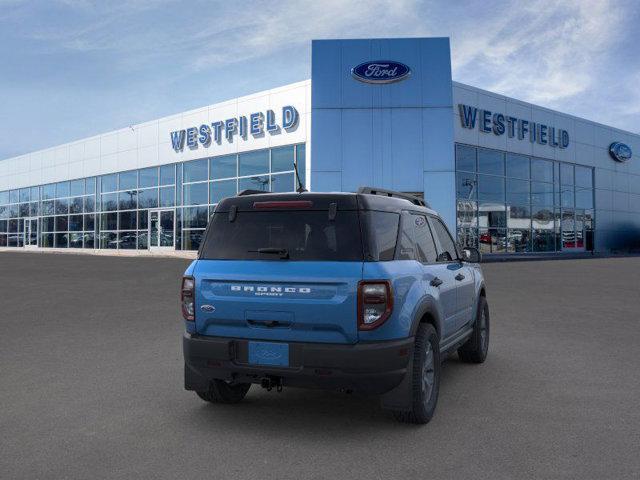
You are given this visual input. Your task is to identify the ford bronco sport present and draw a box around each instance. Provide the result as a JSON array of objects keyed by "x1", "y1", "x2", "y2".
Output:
[{"x1": 182, "y1": 187, "x2": 489, "y2": 424}]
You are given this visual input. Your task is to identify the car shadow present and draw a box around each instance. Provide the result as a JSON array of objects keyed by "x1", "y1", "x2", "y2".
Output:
[{"x1": 182, "y1": 354, "x2": 475, "y2": 433}]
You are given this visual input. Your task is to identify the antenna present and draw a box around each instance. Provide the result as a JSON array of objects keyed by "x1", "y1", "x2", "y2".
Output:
[{"x1": 293, "y1": 160, "x2": 307, "y2": 193}]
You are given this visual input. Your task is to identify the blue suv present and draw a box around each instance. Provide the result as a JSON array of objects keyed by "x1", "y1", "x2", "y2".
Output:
[{"x1": 182, "y1": 187, "x2": 489, "y2": 424}]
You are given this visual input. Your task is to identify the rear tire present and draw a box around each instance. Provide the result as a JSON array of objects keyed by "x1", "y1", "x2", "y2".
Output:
[
  {"x1": 393, "y1": 323, "x2": 441, "y2": 424},
  {"x1": 196, "y1": 380, "x2": 251, "y2": 404},
  {"x1": 458, "y1": 296, "x2": 490, "y2": 363}
]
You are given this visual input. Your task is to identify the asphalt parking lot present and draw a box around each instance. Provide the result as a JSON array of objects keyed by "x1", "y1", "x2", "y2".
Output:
[{"x1": 1, "y1": 252, "x2": 640, "y2": 479}]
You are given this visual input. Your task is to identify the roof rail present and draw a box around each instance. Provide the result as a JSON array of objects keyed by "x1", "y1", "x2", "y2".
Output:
[
  {"x1": 237, "y1": 189, "x2": 268, "y2": 196},
  {"x1": 357, "y1": 187, "x2": 429, "y2": 208}
]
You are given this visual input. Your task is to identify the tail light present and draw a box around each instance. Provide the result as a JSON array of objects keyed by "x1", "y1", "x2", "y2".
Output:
[
  {"x1": 181, "y1": 276, "x2": 195, "y2": 321},
  {"x1": 357, "y1": 281, "x2": 393, "y2": 330}
]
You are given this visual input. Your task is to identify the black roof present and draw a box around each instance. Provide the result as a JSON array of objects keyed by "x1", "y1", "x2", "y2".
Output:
[{"x1": 215, "y1": 190, "x2": 436, "y2": 215}]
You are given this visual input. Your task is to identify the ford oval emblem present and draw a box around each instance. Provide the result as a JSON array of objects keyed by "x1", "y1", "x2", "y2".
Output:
[
  {"x1": 351, "y1": 60, "x2": 411, "y2": 84},
  {"x1": 609, "y1": 142, "x2": 632, "y2": 162},
  {"x1": 200, "y1": 304, "x2": 215, "y2": 312}
]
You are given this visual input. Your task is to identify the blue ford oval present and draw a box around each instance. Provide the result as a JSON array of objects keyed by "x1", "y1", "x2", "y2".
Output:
[
  {"x1": 351, "y1": 60, "x2": 411, "y2": 84},
  {"x1": 609, "y1": 142, "x2": 632, "y2": 162}
]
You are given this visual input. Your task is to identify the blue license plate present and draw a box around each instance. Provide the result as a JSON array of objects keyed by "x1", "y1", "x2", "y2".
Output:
[{"x1": 248, "y1": 341, "x2": 289, "y2": 367}]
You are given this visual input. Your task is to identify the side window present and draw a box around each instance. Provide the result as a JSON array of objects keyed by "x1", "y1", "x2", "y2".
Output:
[
  {"x1": 396, "y1": 212, "x2": 416, "y2": 260},
  {"x1": 429, "y1": 217, "x2": 458, "y2": 262},
  {"x1": 413, "y1": 214, "x2": 438, "y2": 263}
]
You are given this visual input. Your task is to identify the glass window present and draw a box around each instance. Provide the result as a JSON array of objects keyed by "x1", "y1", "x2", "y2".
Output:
[
  {"x1": 85, "y1": 177, "x2": 96, "y2": 194},
  {"x1": 183, "y1": 206, "x2": 209, "y2": 229},
  {"x1": 531, "y1": 182, "x2": 554, "y2": 206},
  {"x1": 210, "y1": 180, "x2": 237, "y2": 204},
  {"x1": 70, "y1": 179, "x2": 84, "y2": 196},
  {"x1": 83, "y1": 232, "x2": 95, "y2": 249},
  {"x1": 413, "y1": 215, "x2": 438, "y2": 263},
  {"x1": 138, "y1": 210, "x2": 148, "y2": 230},
  {"x1": 506, "y1": 178, "x2": 530, "y2": 205},
  {"x1": 119, "y1": 211, "x2": 137, "y2": 230},
  {"x1": 239, "y1": 150, "x2": 269, "y2": 176},
  {"x1": 561, "y1": 185, "x2": 574, "y2": 207},
  {"x1": 42, "y1": 217, "x2": 55, "y2": 232},
  {"x1": 100, "y1": 232, "x2": 117, "y2": 249},
  {"x1": 119, "y1": 190, "x2": 137, "y2": 210},
  {"x1": 533, "y1": 229, "x2": 555, "y2": 252},
  {"x1": 100, "y1": 212, "x2": 118, "y2": 230},
  {"x1": 84, "y1": 196, "x2": 95, "y2": 213},
  {"x1": 360, "y1": 211, "x2": 399, "y2": 261},
  {"x1": 532, "y1": 207, "x2": 554, "y2": 230},
  {"x1": 396, "y1": 214, "x2": 416, "y2": 261},
  {"x1": 576, "y1": 187, "x2": 593, "y2": 209},
  {"x1": 42, "y1": 184, "x2": 55, "y2": 200},
  {"x1": 55, "y1": 198, "x2": 69, "y2": 215},
  {"x1": 507, "y1": 206, "x2": 530, "y2": 229},
  {"x1": 55, "y1": 182, "x2": 70, "y2": 198},
  {"x1": 69, "y1": 232, "x2": 83, "y2": 248},
  {"x1": 575, "y1": 166, "x2": 593, "y2": 188},
  {"x1": 119, "y1": 231, "x2": 137, "y2": 250},
  {"x1": 0, "y1": 191, "x2": 9, "y2": 204},
  {"x1": 101, "y1": 193, "x2": 118, "y2": 211},
  {"x1": 210, "y1": 155, "x2": 237, "y2": 180},
  {"x1": 270, "y1": 173, "x2": 294, "y2": 193},
  {"x1": 456, "y1": 172, "x2": 477, "y2": 200},
  {"x1": 160, "y1": 164, "x2": 175, "y2": 186},
  {"x1": 479, "y1": 202, "x2": 506, "y2": 229},
  {"x1": 70, "y1": 197, "x2": 83, "y2": 214},
  {"x1": 507, "y1": 229, "x2": 531, "y2": 252},
  {"x1": 506, "y1": 154, "x2": 529, "y2": 179},
  {"x1": 40, "y1": 233, "x2": 54, "y2": 248},
  {"x1": 101, "y1": 174, "x2": 117, "y2": 193},
  {"x1": 183, "y1": 230, "x2": 205, "y2": 251},
  {"x1": 137, "y1": 231, "x2": 148, "y2": 249},
  {"x1": 69, "y1": 215, "x2": 83, "y2": 231},
  {"x1": 159, "y1": 187, "x2": 175, "y2": 207},
  {"x1": 138, "y1": 189, "x2": 158, "y2": 209},
  {"x1": 478, "y1": 148, "x2": 504, "y2": 176},
  {"x1": 429, "y1": 217, "x2": 458, "y2": 262},
  {"x1": 9, "y1": 190, "x2": 19, "y2": 203},
  {"x1": 19, "y1": 188, "x2": 30, "y2": 203},
  {"x1": 477, "y1": 174, "x2": 505, "y2": 203},
  {"x1": 183, "y1": 183, "x2": 208, "y2": 205},
  {"x1": 55, "y1": 215, "x2": 68, "y2": 231},
  {"x1": 457, "y1": 200, "x2": 478, "y2": 229},
  {"x1": 560, "y1": 163, "x2": 574, "y2": 185},
  {"x1": 183, "y1": 159, "x2": 208, "y2": 183},
  {"x1": 139, "y1": 167, "x2": 158, "y2": 188},
  {"x1": 84, "y1": 214, "x2": 95, "y2": 231},
  {"x1": 456, "y1": 144, "x2": 476, "y2": 172},
  {"x1": 19, "y1": 203, "x2": 29, "y2": 217},
  {"x1": 30, "y1": 187, "x2": 39, "y2": 202},
  {"x1": 55, "y1": 233, "x2": 68, "y2": 248},
  {"x1": 239, "y1": 175, "x2": 269, "y2": 192},
  {"x1": 271, "y1": 146, "x2": 295, "y2": 173},
  {"x1": 119, "y1": 171, "x2": 137, "y2": 190},
  {"x1": 561, "y1": 209, "x2": 576, "y2": 249},
  {"x1": 531, "y1": 158, "x2": 554, "y2": 183}
]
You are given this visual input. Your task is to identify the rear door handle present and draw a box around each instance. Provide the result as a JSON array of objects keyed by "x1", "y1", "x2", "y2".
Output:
[
  {"x1": 455, "y1": 273, "x2": 465, "y2": 281},
  {"x1": 430, "y1": 277, "x2": 443, "y2": 287}
]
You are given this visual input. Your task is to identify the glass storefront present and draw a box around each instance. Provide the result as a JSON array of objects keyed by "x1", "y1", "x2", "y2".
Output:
[
  {"x1": 0, "y1": 143, "x2": 305, "y2": 251},
  {"x1": 456, "y1": 144, "x2": 594, "y2": 254}
]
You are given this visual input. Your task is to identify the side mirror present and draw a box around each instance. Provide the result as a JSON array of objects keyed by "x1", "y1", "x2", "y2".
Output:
[{"x1": 462, "y1": 247, "x2": 482, "y2": 263}]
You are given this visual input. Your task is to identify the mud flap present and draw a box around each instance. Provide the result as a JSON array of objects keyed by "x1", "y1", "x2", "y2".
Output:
[
  {"x1": 184, "y1": 363, "x2": 210, "y2": 392},
  {"x1": 380, "y1": 355, "x2": 414, "y2": 411}
]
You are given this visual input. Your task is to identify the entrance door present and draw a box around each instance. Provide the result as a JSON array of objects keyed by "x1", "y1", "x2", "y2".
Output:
[
  {"x1": 561, "y1": 209, "x2": 585, "y2": 252},
  {"x1": 23, "y1": 217, "x2": 38, "y2": 248},
  {"x1": 149, "y1": 209, "x2": 175, "y2": 250}
]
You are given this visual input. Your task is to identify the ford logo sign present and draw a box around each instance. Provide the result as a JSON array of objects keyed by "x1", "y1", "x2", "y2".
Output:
[
  {"x1": 609, "y1": 142, "x2": 632, "y2": 162},
  {"x1": 351, "y1": 60, "x2": 411, "y2": 84}
]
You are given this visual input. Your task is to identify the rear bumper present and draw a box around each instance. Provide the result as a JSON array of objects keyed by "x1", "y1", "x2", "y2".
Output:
[{"x1": 183, "y1": 333, "x2": 414, "y2": 395}]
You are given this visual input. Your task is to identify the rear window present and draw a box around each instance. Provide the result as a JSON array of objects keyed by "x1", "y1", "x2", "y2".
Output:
[{"x1": 200, "y1": 210, "x2": 363, "y2": 261}]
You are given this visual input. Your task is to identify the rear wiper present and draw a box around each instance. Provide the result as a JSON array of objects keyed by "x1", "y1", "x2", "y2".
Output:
[{"x1": 248, "y1": 247, "x2": 290, "y2": 259}]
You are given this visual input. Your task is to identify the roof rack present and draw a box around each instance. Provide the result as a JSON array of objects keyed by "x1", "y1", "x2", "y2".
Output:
[
  {"x1": 357, "y1": 187, "x2": 429, "y2": 208},
  {"x1": 237, "y1": 189, "x2": 268, "y2": 196}
]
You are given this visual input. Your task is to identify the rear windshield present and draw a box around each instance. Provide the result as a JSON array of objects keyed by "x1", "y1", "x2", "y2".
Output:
[{"x1": 200, "y1": 210, "x2": 364, "y2": 261}]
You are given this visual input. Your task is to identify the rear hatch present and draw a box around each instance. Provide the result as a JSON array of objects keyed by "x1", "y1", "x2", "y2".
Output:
[{"x1": 194, "y1": 195, "x2": 363, "y2": 344}]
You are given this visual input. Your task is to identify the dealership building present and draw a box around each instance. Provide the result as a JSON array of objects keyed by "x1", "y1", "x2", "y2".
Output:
[{"x1": 1, "y1": 37, "x2": 639, "y2": 256}]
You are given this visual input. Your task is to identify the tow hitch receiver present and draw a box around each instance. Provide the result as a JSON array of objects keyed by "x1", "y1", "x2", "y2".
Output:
[{"x1": 260, "y1": 376, "x2": 283, "y2": 392}]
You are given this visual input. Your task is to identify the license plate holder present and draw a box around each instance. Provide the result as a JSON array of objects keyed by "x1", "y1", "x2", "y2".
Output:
[{"x1": 248, "y1": 341, "x2": 289, "y2": 367}]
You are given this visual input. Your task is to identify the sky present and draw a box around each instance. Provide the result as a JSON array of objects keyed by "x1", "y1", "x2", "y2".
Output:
[{"x1": 0, "y1": 0, "x2": 638, "y2": 160}]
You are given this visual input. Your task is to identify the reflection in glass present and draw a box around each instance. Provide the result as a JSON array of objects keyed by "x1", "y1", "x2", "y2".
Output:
[
  {"x1": 119, "y1": 231, "x2": 138, "y2": 249},
  {"x1": 119, "y1": 171, "x2": 137, "y2": 190},
  {"x1": 183, "y1": 183, "x2": 208, "y2": 205},
  {"x1": 456, "y1": 172, "x2": 476, "y2": 199},
  {"x1": 477, "y1": 175, "x2": 505, "y2": 203},
  {"x1": 478, "y1": 228, "x2": 506, "y2": 254},
  {"x1": 478, "y1": 148, "x2": 504, "y2": 175},
  {"x1": 69, "y1": 233, "x2": 83, "y2": 248},
  {"x1": 139, "y1": 167, "x2": 158, "y2": 188},
  {"x1": 84, "y1": 232, "x2": 95, "y2": 249},
  {"x1": 160, "y1": 165, "x2": 175, "y2": 186},
  {"x1": 507, "y1": 229, "x2": 531, "y2": 252},
  {"x1": 210, "y1": 155, "x2": 237, "y2": 180},
  {"x1": 138, "y1": 189, "x2": 158, "y2": 209},
  {"x1": 100, "y1": 232, "x2": 117, "y2": 249},
  {"x1": 531, "y1": 182, "x2": 554, "y2": 206},
  {"x1": 561, "y1": 209, "x2": 576, "y2": 249},
  {"x1": 456, "y1": 144, "x2": 476, "y2": 172},
  {"x1": 183, "y1": 159, "x2": 208, "y2": 183},
  {"x1": 531, "y1": 158, "x2": 553, "y2": 183},
  {"x1": 119, "y1": 190, "x2": 137, "y2": 210},
  {"x1": 69, "y1": 180, "x2": 84, "y2": 196},
  {"x1": 506, "y1": 178, "x2": 529, "y2": 204},
  {"x1": 55, "y1": 216, "x2": 68, "y2": 232},
  {"x1": 183, "y1": 230, "x2": 205, "y2": 250},
  {"x1": 270, "y1": 173, "x2": 294, "y2": 193},
  {"x1": 239, "y1": 175, "x2": 269, "y2": 192},
  {"x1": 239, "y1": 150, "x2": 269, "y2": 176},
  {"x1": 55, "y1": 233, "x2": 68, "y2": 248},
  {"x1": 210, "y1": 180, "x2": 237, "y2": 204},
  {"x1": 506, "y1": 154, "x2": 529, "y2": 179},
  {"x1": 507, "y1": 206, "x2": 530, "y2": 229},
  {"x1": 478, "y1": 201, "x2": 506, "y2": 229},
  {"x1": 271, "y1": 146, "x2": 295, "y2": 173}
]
